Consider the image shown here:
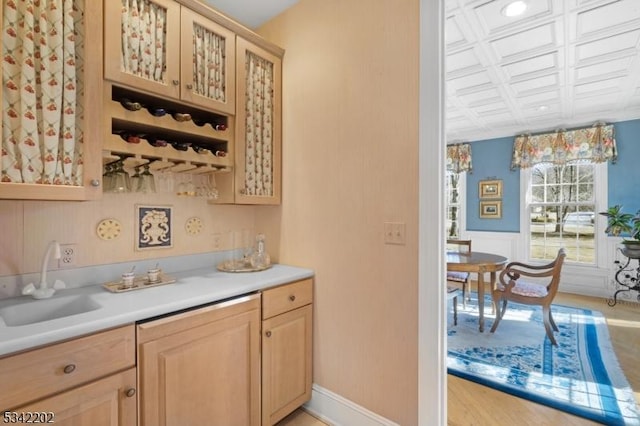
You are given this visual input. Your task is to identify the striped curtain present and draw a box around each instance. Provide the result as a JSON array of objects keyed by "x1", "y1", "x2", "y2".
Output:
[
  {"x1": 2, "y1": 0, "x2": 84, "y2": 185},
  {"x1": 192, "y1": 23, "x2": 226, "y2": 102},
  {"x1": 511, "y1": 123, "x2": 617, "y2": 169},
  {"x1": 244, "y1": 51, "x2": 274, "y2": 197},
  {"x1": 446, "y1": 143, "x2": 473, "y2": 174},
  {"x1": 120, "y1": 0, "x2": 167, "y2": 83}
]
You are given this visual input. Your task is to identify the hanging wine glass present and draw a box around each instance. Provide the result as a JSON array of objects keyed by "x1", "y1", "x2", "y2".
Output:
[
  {"x1": 138, "y1": 163, "x2": 156, "y2": 193},
  {"x1": 110, "y1": 159, "x2": 130, "y2": 193},
  {"x1": 130, "y1": 165, "x2": 142, "y2": 192}
]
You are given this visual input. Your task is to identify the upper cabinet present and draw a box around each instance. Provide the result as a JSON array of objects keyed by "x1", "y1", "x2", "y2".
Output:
[
  {"x1": 0, "y1": 0, "x2": 104, "y2": 200},
  {"x1": 104, "y1": 0, "x2": 235, "y2": 115},
  {"x1": 234, "y1": 38, "x2": 282, "y2": 205}
]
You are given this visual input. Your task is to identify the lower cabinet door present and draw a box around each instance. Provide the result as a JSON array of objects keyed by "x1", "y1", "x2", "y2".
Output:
[
  {"x1": 262, "y1": 304, "x2": 313, "y2": 425},
  {"x1": 9, "y1": 368, "x2": 137, "y2": 426},
  {"x1": 137, "y1": 295, "x2": 261, "y2": 426}
]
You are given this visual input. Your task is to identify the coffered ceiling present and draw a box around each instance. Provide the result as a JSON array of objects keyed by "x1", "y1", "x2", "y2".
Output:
[
  {"x1": 445, "y1": 0, "x2": 640, "y2": 142},
  {"x1": 205, "y1": 0, "x2": 640, "y2": 143}
]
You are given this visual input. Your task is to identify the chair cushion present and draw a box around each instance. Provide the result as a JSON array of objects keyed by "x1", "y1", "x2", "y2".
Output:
[
  {"x1": 447, "y1": 271, "x2": 470, "y2": 282},
  {"x1": 498, "y1": 280, "x2": 548, "y2": 298}
]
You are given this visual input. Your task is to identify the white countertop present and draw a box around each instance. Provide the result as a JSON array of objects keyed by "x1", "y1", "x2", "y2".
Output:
[{"x1": 0, "y1": 264, "x2": 314, "y2": 357}]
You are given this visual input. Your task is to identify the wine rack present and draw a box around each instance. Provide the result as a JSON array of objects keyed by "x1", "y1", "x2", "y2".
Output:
[{"x1": 104, "y1": 84, "x2": 235, "y2": 200}]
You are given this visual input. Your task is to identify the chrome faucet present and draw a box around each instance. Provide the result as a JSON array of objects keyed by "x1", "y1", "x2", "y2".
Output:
[{"x1": 22, "y1": 240, "x2": 67, "y2": 299}]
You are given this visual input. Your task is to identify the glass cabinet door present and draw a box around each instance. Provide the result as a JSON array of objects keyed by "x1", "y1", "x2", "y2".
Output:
[
  {"x1": 180, "y1": 7, "x2": 235, "y2": 115},
  {"x1": 104, "y1": 0, "x2": 181, "y2": 100},
  {"x1": 234, "y1": 37, "x2": 282, "y2": 205},
  {"x1": 1, "y1": 0, "x2": 102, "y2": 200}
]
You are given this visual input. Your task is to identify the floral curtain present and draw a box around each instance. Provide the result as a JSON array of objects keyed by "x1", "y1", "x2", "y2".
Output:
[
  {"x1": 244, "y1": 52, "x2": 274, "y2": 197},
  {"x1": 446, "y1": 143, "x2": 473, "y2": 173},
  {"x1": 2, "y1": 0, "x2": 84, "y2": 185},
  {"x1": 193, "y1": 23, "x2": 226, "y2": 102},
  {"x1": 120, "y1": 0, "x2": 166, "y2": 83},
  {"x1": 511, "y1": 123, "x2": 617, "y2": 170}
]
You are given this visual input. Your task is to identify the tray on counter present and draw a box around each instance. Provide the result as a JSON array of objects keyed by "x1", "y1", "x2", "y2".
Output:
[
  {"x1": 102, "y1": 274, "x2": 177, "y2": 293},
  {"x1": 217, "y1": 260, "x2": 272, "y2": 273}
]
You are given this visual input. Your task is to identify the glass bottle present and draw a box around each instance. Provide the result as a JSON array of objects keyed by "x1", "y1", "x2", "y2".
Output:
[{"x1": 250, "y1": 234, "x2": 270, "y2": 269}]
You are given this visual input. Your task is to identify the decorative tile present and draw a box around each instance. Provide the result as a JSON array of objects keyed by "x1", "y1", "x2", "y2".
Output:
[
  {"x1": 136, "y1": 205, "x2": 172, "y2": 250},
  {"x1": 185, "y1": 217, "x2": 203, "y2": 235},
  {"x1": 96, "y1": 218, "x2": 122, "y2": 240}
]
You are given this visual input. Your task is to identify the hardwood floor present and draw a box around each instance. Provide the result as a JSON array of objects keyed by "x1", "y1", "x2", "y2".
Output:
[
  {"x1": 275, "y1": 409, "x2": 329, "y2": 426},
  {"x1": 448, "y1": 290, "x2": 640, "y2": 426},
  {"x1": 277, "y1": 292, "x2": 639, "y2": 426}
]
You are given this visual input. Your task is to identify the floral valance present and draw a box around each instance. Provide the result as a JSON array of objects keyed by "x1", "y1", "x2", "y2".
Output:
[
  {"x1": 446, "y1": 143, "x2": 472, "y2": 174},
  {"x1": 511, "y1": 123, "x2": 617, "y2": 170}
]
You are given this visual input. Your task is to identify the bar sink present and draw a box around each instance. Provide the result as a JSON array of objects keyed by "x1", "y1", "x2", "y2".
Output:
[{"x1": 0, "y1": 295, "x2": 102, "y2": 327}]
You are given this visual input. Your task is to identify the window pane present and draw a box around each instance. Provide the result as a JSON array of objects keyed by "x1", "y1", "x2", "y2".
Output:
[
  {"x1": 531, "y1": 185, "x2": 545, "y2": 202},
  {"x1": 529, "y1": 164, "x2": 596, "y2": 264}
]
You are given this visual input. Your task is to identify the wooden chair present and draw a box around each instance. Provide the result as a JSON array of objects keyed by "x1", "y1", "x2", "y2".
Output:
[
  {"x1": 447, "y1": 286, "x2": 460, "y2": 326},
  {"x1": 446, "y1": 239, "x2": 472, "y2": 308},
  {"x1": 489, "y1": 248, "x2": 566, "y2": 346}
]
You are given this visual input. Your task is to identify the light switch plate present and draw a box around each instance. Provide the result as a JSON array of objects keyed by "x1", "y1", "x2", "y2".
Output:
[{"x1": 384, "y1": 222, "x2": 406, "y2": 245}]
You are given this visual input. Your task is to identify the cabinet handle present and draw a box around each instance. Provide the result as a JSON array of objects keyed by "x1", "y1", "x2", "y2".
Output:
[
  {"x1": 125, "y1": 388, "x2": 136, "y2": 398},
  {"x1": 289, "y1": 295, "x2": 296, "y2": 302},
  {"x1": 186, "y1": 83, "x2": 193, "y2": 90},
  {"x1": 172, "y1": 79, "x2": 179, "y2": 86},
  {"x1": 63, "y1": 364, "x2": 76, "y2": 374},
  {"x1": 265, "y1": 331, "x2": 272, "y2": 338},
  {"x1": 90, "y1": 179, "x2": 100, "y2": 187}
]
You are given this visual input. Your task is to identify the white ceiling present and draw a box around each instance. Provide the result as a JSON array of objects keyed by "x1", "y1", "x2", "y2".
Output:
[
  {"x1": 203, "y1": 0, "x2": 299, "y2": 29},
  {"x1": 446, "y1": 0, "x2": 640, "y2": 142},
  {"x1": 205, "y1": 0, "x2": 640, "y2": 143}
]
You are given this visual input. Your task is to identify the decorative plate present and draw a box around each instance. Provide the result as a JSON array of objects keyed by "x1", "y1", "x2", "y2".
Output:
[
  {"x1": 97, "y1": 218, "x2": 122, "y2": 240},
  {"x1": 185, "y1": 217, "x2": 203, "y2": 235}
]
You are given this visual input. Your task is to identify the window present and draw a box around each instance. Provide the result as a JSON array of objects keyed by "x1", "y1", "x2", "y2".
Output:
[
  {"x1": 526, "y1": 162, "x2": 605, "y2": 264},
  {"x1": 446, "y1": 172, "x2": 464, "y2": 238}
]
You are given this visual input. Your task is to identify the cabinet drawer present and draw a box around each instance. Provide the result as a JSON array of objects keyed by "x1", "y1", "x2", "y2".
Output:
[
  {"x1": 262, "y1": 279, "x2": 313, "y2": 319},
  {"x1": 0, "y1": 325, "x2": 135, "y2": 410}
]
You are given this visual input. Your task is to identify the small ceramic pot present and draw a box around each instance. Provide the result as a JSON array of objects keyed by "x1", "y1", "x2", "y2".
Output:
[{"x1": 147, "y1": 268, "x2": 161, "y2": 283}]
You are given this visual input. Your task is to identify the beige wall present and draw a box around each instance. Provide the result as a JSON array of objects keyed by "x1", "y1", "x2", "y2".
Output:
[
  {"x1": 258, "y1": 0, "x2": 421, "y2": 424},
  {"x1": 0, "y1": 194, "x2": 257, "y2": 276}
]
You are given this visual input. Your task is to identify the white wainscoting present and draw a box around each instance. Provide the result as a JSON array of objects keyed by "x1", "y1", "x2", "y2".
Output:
[
  {"x1": 304, "y1": 384, "x2": 400, "y2": 426},
  {"x1": 462, "y1": 231, "x2": 636, "y2": 301}
]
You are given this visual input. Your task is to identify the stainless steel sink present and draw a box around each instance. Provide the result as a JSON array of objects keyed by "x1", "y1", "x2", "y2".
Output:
[{"x1": 0, "y1": 295, "x2": 102, "y2": 327}]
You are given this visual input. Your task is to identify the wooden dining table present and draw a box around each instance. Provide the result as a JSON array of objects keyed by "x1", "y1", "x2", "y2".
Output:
[{"x1": 446, "y1": 251, "x2": 509, "y2": 332}]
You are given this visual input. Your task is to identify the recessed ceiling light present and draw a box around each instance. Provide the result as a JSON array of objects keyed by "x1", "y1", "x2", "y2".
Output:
[
  {"x1": 501, "y1": 1, "x2": 528, "y2": 17},
  {"x1": 538, "y1": 105, "x2": 549, "y2": 111}
]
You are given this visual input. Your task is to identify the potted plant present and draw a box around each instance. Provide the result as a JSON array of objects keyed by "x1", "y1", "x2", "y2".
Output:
[
  {"x1": 599, "y1": 205, "x2": 633, "y2": 236},
  {"x1": 600, "y1": 205, "x2": 640, "y2": 257}
]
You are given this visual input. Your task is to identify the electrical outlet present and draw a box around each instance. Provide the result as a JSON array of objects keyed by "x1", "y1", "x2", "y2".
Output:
[
  {"x1": 59, "y1": 243, "x2": 78, "y2": 268},
  {"x1": 384, "y1": 222, "x2": 406, "y2": 245},
  {"x1": 212, "y1": 233, "x2": 222, "y2": 250}
]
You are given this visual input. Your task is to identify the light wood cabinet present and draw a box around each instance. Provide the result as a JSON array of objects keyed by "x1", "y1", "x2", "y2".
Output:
[
  {"x1": 0, "y1": 325, "x2": 135, "y2": 411},
  {"x1": 261, "y1": 279, "x2": 313, "y2": 425},
  {"x1": 10, "y1": 368, "x2": 137, "y2": 426},
  {"x1": 0, "y1": 325, "x2": 136, "y2": 425},
  {"x1": 234, "y1": 37, "x2": 283, "y2": 205},
  {"x1": 0, "y1": 1, "x2": 104, "y2": 200},
  {"x1": 137, "y1": 293, "x2": 261, "y2": 426},
  {"x1": 104, "y1": 0, "x2": 235, "y2": 115}
]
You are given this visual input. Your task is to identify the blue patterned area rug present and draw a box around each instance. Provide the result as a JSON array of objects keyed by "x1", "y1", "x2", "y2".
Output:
[{"x1": 447, "y1": 296, "x2": 640, "y2": 425}]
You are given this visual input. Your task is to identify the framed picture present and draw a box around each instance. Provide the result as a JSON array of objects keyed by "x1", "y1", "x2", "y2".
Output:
[
  {"x1": 480, "y1": 200, "x2": 502, "y2": 219},
  {"x1": 479, "y1": 179, "x2": 503, "y2": 199},
  {"x1": 136, "y1": 205, "x2": 173, "y2": 250}
]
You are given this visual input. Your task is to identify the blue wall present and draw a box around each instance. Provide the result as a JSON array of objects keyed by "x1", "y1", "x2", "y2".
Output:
[
  {"x1": 608, "y1": 119, "x2": 640, "y2": 215},
  {"x1": 466, "y1": 136, "x2": 520, "y2": 232},
  {"x1": 465, "y1": 118, "x2": 640, "y2": 232}
]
